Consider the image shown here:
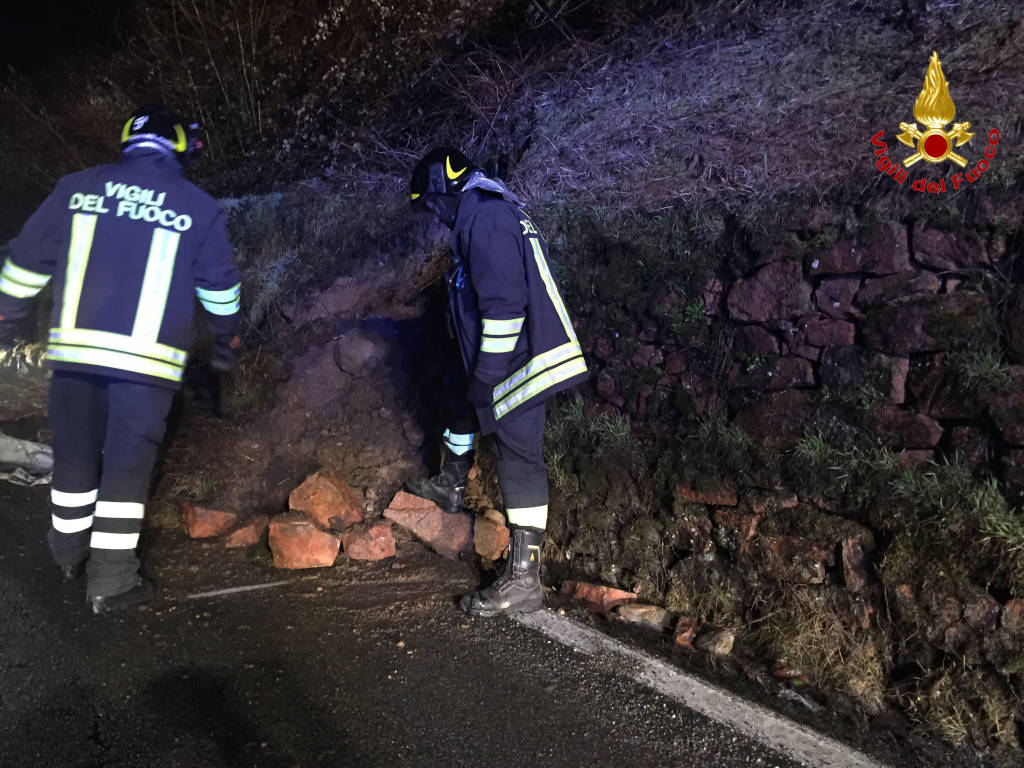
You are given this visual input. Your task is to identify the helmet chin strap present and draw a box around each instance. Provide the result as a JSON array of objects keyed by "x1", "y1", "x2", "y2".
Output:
[{"x1": 425, "y1": 193, "x2": 460, "y2": 229}]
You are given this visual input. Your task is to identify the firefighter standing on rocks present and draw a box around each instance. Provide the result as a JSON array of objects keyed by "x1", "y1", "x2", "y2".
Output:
[
  {"x1": 407, "y1": 148, "x2": 588, "y2": 617},
  {"x1": 0, "y1": 103, "x2": 241, "y2": 613}
]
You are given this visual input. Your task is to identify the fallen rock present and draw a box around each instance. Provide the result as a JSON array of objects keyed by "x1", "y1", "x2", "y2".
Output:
[
  {"x1": 341, "y1": 523, "x2": 396, "y2": 561},
  {"x1": 964, "y1": 593, "x2": 1001, "y2": 634},
  {"x1": 289, "y1": 469, "x2": 364, "y2": 532},
  {"x1": 615, "y1": 603, "x2": 671, "y2": 630},
  {"x1": 841, "y1": 538, "x2": 870, "y2": 591},
  {"x1": 334, "y1": 332, "x2": 385, "y2": 376},
  {"x1": 268, "y1": 516, "x2": 341, "y2": 569},
  {"x1": 1002, "y1": 599, "x2": 1024, "y2": 637},
  {"x1": 181, "y1": 503, "x2": 238, "y2": 539},
  {"x1": 560, "y1": 580, "x2": 637, "y2": 613},
  {"x1": 673, "y1": 616, "x2": 701, "y2": 649},
  {"x1": 384, "y1": 491, "x2": 473, "y2": 560},
  {"x1": 762, "y1": 535, "x2": 833, "y2": 584},
  {"x1": 474, "y1": 513, "x2": 510, "y2": 561},
  {"x1": 224, "y1": 515, "x2": 270, "y2": 548},
  {"x1": 695, "y1": 626, "x2": 735, "y2": 656},
  {"x1": 678, "y1": 485, "x2": 738, "y2": 506}
]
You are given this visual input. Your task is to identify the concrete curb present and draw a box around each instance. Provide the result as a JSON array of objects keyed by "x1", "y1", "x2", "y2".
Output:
[{"x1": 515, "y1": 609, "x2": 890, "y2": 768}]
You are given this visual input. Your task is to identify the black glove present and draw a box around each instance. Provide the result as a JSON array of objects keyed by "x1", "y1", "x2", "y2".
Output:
[
  {"x1": 467, "y1": 371, "x2": 500, "y2": 409},
  {"x1": 210, "y1": 335, "x2": 239, "y2": 373}
]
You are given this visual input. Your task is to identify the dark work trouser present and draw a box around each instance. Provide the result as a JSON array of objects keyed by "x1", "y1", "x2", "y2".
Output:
[
  {"x1": 447, "y1": 366, "x2": 549, "y2": 530},
  {"x1": 48, "y1": 371, "x2": 175, "y2": 598}
]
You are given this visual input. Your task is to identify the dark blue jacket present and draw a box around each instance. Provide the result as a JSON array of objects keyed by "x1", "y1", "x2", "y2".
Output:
[
  {"x1": 0, "y1": 149, "x2": 240, "y2": 389},
  {"x1": 448, "y1": 188, "x2": 587, "y2": 430}
]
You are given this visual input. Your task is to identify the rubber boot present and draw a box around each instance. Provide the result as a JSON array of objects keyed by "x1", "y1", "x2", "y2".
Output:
[
  {"x1": 406, "y1": 452, "x2": 473, "y2": 515},
  {"x1": 460, "y1": 526, "x2": 544, "y2": 617}
]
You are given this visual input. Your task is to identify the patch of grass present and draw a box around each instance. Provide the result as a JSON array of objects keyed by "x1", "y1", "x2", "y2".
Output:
[
  {"x1": 753, "y1": 587, "x2": 889, "y2": 712},
  {"x1": 904, "y1": 665, "x2": 1021, "y2": 749},
  {"x1": 951, "y1": 348, "x2": 1017, "y2": 397}
]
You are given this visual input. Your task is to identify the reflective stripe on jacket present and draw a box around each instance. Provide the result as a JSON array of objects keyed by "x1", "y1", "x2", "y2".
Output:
[
  {"x1": 0, "y1": 149, "x2": 240, "y2": 388},
  {"x1": 448, "y1": 189, "x2": 588, "y2": 426}
]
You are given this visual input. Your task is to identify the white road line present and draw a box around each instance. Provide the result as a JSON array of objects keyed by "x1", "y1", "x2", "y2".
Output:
[
  {"x1": 516, "y1": 609, "x2": 890, "y2": 768},
  {"x1": 185, "y1": 581, "x2": 292, "y2": 599}
]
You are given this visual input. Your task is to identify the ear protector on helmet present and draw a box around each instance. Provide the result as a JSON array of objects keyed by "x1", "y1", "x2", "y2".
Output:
[
  {"x1": 121, "y1": 102, "x2": 203, "y2": 166},
  {"x1": 409, "y1": 147, "x2": 476, "y2": 204}
]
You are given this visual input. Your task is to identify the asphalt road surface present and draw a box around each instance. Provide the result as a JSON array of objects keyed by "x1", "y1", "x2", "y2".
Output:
[{"x1": 0, "y1": 481, "x2": 811, "y2": 768}]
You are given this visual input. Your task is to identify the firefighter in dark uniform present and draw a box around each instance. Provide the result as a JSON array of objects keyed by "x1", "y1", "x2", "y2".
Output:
[
  {"x1": 0, "y1": 103, "x2": 241, "y2": 613},
  {"x1": 407, "y1": 148, "x2": 588, "y2": 617}
]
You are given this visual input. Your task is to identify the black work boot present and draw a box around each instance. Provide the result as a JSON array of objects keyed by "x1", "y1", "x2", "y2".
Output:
[
  {"x1": 90, "y1": 578, "x2": 156, "y2": 615},
  {"x1": 460, "y1": 526, "x2": 544, "y2": 617},
  {"x1": 406, "y1": 453, "x2": 473, "y2": 515}
]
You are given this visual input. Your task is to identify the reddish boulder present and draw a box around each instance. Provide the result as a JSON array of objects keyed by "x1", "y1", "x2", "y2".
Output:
[
  {"x1": 269, "y1": 516, "x2": 341, "y2": 569},
  {"x1": 673, "y1": 616, "x2": 701, "y2": 650},
  {"x1": 678, "y1": 485, "x2": 737, "y2": 506},
  {"x1": 383, "y1": 491, "x2": 473, "y2": 560},
  {"x1": 289, "y1": 469, "x2": 364, "y2": 532},
  {"x1": 726, "y1": 261, "x2": 811, "y2": 322},
  {"x1": 181, "y1": 503, "x2": 238, "y2": 539},
  {"x1": 560, "y1": 580, "x2": 637, "y2": 613},
  {"x1": 474, "y1": 512, "x2": 510, "y2": 561},
  {"x1": 815, "y1": 277, "x2": 861, "y2": 319},
  {"x1": 1002, "y1": 599, "x2": 1024, "y2": 637},
  {"x1": 804, "y1": 317, "x2": 855, "y2": 348},
  {"x1": 867, "y1": 407, "x2": 943, "y2": 448},
  {"x1": 595, "y1": 371, "x2": 625, "y2": 408},
  {"x1": 341, "y1": 523, "x2": 396, "y2": 561},
  {"x1": 615, "y1": 603, "x2": 671, "y2": 630},
  {"x1": 224, "y1": 515, "x2": 270, "y2": 548}
]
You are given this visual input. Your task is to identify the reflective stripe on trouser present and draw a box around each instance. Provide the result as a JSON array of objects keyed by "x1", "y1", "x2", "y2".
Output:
[
  {"x1": 443, "y1": 429, "x2": 477, "y2": 456},
  {"x1": 493, "y1": 401, "x2": 548, "y2": 530},
  {"x1": 48, "y1": 371, "x2": 175, "y2": 598}
]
